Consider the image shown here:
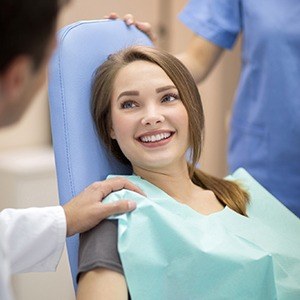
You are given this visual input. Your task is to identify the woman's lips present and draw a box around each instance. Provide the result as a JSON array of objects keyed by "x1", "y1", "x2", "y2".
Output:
[{"x1": 137, "y1": 131, "x2": 174, "y2": 148}]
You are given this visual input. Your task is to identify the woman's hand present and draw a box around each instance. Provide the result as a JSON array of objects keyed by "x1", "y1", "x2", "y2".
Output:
[{"x1": 104, "y1": 12, "x2": 157, "y2": 44}]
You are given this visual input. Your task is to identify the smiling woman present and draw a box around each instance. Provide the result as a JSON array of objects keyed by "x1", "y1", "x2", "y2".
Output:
[
  {"x1": 76, "y1": 46, "x2": 252, "y2": 299},
  {"x1": 76, "y1": 46, "x2": 300, "y2": 300}
]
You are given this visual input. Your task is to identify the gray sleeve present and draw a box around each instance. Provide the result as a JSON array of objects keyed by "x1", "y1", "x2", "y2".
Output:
[{"x1": 77, "y1": 219, "x2": 124, "y2": 282}]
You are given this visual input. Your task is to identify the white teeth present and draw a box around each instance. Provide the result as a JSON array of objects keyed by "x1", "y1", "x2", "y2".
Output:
[{"x1": 140, "y1": 132, "x2": 171, "y2": 143}]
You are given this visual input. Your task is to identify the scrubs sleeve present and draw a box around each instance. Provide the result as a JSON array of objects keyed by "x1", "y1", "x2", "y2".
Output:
[
  {"x1": 179, "y1": 0, "x2": 242, "y2": 49},
  {"x1": 0, "y1": 206, "x2": 66, "y2": 274},
  {"x1": 77, "y1": 219, "x2": 124, "y2": 282}
]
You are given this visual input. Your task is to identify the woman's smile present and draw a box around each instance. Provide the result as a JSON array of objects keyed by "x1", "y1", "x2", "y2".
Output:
[{"x1": 136, "y1": 130, "x2": 175, "y2": 148}]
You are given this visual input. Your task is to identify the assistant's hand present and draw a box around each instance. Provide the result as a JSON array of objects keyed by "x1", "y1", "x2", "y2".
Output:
[
  {"x1": 63, "y1": 177, "x2": 144, "y2": 236},
  {"x1": 104, "y1": 12, "x2": 157, "y2": 44}
]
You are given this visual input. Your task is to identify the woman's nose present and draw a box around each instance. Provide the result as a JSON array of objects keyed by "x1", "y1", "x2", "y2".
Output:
[{"x1": 141, "y1": 108, "x2": 165, "y2": 126}]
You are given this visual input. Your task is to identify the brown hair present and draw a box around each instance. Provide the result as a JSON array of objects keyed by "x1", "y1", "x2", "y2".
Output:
[{"x1": 92, "y1": 46, "x2": 249, "y2": 216}]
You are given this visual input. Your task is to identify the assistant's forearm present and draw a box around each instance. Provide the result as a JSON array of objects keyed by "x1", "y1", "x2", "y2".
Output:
[{"x1": 176, "y1": 35, "x2": 224, "y2": 85}]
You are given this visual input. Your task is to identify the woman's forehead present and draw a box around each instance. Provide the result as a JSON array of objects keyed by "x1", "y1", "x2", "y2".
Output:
[{"x1": 113, "y1": 61, "x2": 176, "y2": 92}]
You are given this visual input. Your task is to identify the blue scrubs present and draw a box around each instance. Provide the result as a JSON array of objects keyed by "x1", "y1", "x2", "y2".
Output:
[{"x1": 179, "y1": 0, "x2": 300, "y2": 217}]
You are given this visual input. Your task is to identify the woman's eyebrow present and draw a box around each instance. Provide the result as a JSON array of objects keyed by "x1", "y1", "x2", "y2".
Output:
[
  {"x1": 117, "y1": 90, "x2": 139, "y2": 100},
  {"x1": 156, "y1": 85, "x2": 177, "y2": 93}
]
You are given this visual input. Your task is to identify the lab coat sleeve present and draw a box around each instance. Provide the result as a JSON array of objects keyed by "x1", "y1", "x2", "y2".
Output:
[
  {"x1": 0, "y1": 206, "x2": 66, "y2": 274},
  {"x1": 0, "y1": 229, "x2": 13, "y2": 300}
]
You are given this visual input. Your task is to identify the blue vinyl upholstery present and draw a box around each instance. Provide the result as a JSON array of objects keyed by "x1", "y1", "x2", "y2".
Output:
[{"x1": 48, "y1": 19, "x2": 152, "y2": 288}]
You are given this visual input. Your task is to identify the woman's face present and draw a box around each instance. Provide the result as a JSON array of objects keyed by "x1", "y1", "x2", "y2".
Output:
[{"x1": 110, "y1": 60, "x2": 189, "y2": 173}]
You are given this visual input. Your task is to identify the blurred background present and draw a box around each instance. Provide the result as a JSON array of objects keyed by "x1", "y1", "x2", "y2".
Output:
[{"x1": 0, "y1": 0, "x2": 241, "y2": 299}]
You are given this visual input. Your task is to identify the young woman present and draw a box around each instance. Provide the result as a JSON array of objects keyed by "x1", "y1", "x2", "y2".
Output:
[{"x1": 76, "y1": 46, "x2": 300, "y2": 299}]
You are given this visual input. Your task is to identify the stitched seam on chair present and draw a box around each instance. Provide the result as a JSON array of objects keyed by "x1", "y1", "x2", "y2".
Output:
[
  {"x1": 59, "y1": 21, "x2": 107, "y2": 199},
  {"x1": 57, "y1": 21, "x2": 101, "y2": 198},
  {"x1": 58, "y1": 25, "x2": 77, "y2": 198}
]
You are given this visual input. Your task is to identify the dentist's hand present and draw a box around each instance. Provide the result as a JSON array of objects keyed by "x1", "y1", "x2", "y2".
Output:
[
  {"x1": 105, "y1": 12, "x2": 157, "y2": 44},
  {"x1": 63, "y1": 177, "x2": 144, "y2": 236}
]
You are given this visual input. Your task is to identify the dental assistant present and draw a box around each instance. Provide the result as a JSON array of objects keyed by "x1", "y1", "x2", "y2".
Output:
[
  {"x1": 178, "y1": 0, "x2": 300, "y2": 217},
  {"x1": 0, "y1": 1, "x2": 140, "y2": 299}
]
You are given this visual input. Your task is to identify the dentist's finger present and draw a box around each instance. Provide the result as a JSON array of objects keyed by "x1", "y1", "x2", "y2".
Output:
[
  {"x1": 123, "y1": 13, "x2": 135, "y2": 25},
  {"x1": 98, "y1": 200, "x2": 137, "y2": 219},
  {"x1": 104, "y1": 12, "x2": 119, "y2": 19}
]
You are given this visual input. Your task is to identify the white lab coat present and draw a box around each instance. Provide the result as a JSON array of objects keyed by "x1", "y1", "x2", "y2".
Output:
[{"x1": 0, "y1": 206, "x2": 66, "y2": 300}]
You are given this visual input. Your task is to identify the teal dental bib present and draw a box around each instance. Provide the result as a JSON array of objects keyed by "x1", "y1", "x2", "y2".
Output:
[{"x1": 104, "y1": 168, "x2": 300, "y2": 299}]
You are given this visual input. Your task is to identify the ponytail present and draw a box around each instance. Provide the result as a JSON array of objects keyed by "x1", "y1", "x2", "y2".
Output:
[{"x1": 190, "y1": 166, "x2": 249, "y2": 216}]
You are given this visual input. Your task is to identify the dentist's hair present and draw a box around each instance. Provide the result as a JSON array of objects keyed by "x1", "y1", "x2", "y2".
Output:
[
  {"x1": 92, "y1": 46, "x2": 249, "y2": 216},
  {"x1": 0, "y1": 0, "x2": 70, "y2": 73}
]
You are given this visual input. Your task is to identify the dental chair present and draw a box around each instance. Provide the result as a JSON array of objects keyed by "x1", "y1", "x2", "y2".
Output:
[{"x1": 48, "y1": 19, "x2": 152, "y2": 288}]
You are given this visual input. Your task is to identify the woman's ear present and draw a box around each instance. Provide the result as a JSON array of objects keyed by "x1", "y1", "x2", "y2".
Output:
[{"x1": 110, "y1": 127, "x2": 116, "y2": 139}]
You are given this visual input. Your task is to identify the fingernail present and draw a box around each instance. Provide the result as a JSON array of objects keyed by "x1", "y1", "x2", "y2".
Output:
[
  {"x1": 127, "y1": 19, "x2": 133, "y2": 25},
  {"x1": 128, "y1": 201, "x2": 137, "y2": 210}
]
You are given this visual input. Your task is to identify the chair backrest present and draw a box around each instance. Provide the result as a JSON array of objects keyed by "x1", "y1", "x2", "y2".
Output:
[{"x1": 48, "y1": 19, "x2": 152, "y2": 288}]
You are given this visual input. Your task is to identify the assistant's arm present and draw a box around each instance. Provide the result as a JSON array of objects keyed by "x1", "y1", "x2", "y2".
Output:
[{"x1": 176, "y1": 35, "x2": 224, "y2": 84}]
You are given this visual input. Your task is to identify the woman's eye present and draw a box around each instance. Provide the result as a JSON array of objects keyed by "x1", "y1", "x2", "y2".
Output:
[
  {"x1": 161, "y1": 93, "x2": 179, "y2": 103},
  {"x1": 120, "y1": 101, "x2": 137, "y2": 109}
]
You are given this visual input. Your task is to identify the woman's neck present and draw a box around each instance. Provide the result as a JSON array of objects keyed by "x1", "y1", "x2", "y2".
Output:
[
  {"x1": 133, "y1": 163, "x2": 225, "y2": 215},
  {"x1": 133, "y1": 163, "x2": 199, "y2": 203}
]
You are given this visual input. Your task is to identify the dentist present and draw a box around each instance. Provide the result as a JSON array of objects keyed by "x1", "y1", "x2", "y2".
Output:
[{"x1": 0, "y1": 1, "x2": 141, "y2": 299}]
